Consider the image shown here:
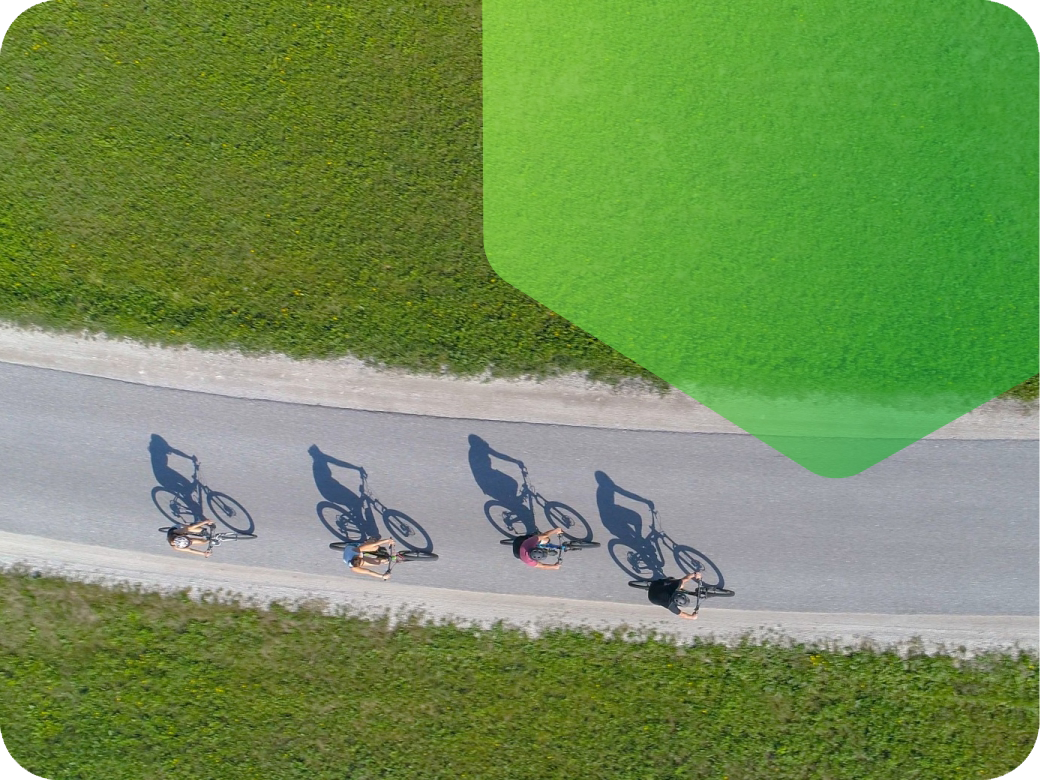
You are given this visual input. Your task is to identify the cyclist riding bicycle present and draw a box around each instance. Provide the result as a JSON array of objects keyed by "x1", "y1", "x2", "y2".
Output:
[
  {"x1": 341, "y1": 537, "x2": 397, "y2": 580},
  {"x1": 511, "y1": 527, "x2": 566, "y2": 570},
  {"x1": 166, "y1": 519, "x2": 216, "y2": 558},
  {"x1": 645, "y1": 571, "x2": 703, "y2": 620}
]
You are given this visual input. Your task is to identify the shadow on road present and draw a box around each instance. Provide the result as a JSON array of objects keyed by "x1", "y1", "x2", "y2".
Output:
[
  {"x1": 467, "y1": 434, "x2": 538, "y2": 536},
  {"x1": 309, "y1": 445, "x2": 435, "y2": 553},
  {"x1": 148, "y1": 434, "x2": 255, "y2": 534},
  {"x1": 594, "y1": 470, "x2": 725, "y2": 587},
  {"x1": 467, "y1": 434, "x2": 595, "y2": 545}
]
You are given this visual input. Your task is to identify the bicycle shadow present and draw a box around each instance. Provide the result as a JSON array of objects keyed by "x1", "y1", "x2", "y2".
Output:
[
  {"x1": 308, "y1": 445, "x2": 435, "y2": 553},
  {"x1": 467, "y1": 434, "x2": 538, "y2": 536},
  {"x1": 148, "y1": 434, "x2": 255, "y2": 534},
  {"x1": 594, "y1": 470, "x2": 725, "y2": 587}
]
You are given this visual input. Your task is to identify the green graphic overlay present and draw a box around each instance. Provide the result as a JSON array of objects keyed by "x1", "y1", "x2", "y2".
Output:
[{"x1": 484, "y1": 0, "x2": 1038, "y2": 477}]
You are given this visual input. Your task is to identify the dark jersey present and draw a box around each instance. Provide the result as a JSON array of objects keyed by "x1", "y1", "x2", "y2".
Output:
[{"x1": 647, "y1": 578, "x2": 684, "y2": 615}]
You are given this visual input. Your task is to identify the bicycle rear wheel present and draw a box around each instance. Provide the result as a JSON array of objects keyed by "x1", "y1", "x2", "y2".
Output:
[
  {"x1": 152, "y1": 487, "x2": 196, "y2": 525},
  {"x1": 484, "y1": 501, "x2": 531, "y2": 537},
  {"x1": 207, "y1": 492, "x2": 255, "y2": 534},
  {"x1": 627, "y1": 580, "x2": 652, "y2": 590},
  {"x1": 398, "y1": 550, "x2": 439, "y2": 562}
]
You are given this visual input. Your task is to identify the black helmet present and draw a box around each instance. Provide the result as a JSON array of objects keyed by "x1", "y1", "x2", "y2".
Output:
[{"x1": 529, "y1": 547, "x2": 550, "y2": 562}]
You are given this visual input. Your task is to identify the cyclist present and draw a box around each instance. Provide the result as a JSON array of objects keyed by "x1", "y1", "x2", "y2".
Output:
[
  {"x1": 644, "y1": 571, "x2": 703, "y2": 620},
  {"x1": 166, "y1": 519, "x2": 215, "y2": 558},
  {"x1": 341, "y1": 536, "x2": 397, "y2": 580},
  {"x1": 511, "y1": 527, "x2": 566, "y2": 569}
]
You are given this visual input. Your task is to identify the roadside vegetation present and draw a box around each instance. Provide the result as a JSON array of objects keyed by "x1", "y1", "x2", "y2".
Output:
[
  {"x1": 1, "y1": 570, "x2": 1036, "y2": 780},
  {"x1": 0, "y1": 0, "x2": 1035, "y2": 399}
]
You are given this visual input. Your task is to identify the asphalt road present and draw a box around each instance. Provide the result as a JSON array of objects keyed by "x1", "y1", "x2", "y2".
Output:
[{"x1": 0, "y1": 361, "x2": 1036, "y2": 616}]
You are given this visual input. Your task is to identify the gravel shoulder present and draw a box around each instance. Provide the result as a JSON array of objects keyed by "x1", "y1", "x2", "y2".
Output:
[
  {"x1": 1, "y1": 530, "x2": 1034, "y2": 656},
  {"x1": 1, "y1": 324, "x2": 1036, "y2": 439}
]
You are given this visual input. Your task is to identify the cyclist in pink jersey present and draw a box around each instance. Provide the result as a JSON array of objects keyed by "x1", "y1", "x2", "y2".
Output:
[{"x1": 512, "y1": 527, "x2": 566, "y2": 569}]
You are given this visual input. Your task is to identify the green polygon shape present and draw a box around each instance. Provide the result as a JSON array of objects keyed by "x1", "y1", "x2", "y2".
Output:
[{"x1": 483, "y1": 0, "x2": 1038, "y2": 477}]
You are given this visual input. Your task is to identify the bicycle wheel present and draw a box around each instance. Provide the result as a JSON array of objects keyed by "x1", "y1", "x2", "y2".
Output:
[
  {"x1": 317, "y1": 501, "x2": 366, "y2": 542},
  {"x1": 699, "y1": 585, "x2": 735, "y2": 598},
  {"x1": 484, "y1": 501, "x2": 530, "y2": 537},
  {"x1": 206, "y1": 491, "x2": 255, "y2": 534},
  {"x1": 627, "y1": 580, "x2": 652, "y2": 590},
  {"x1": 672, "y1": 545, "x2": 724, "y2": 588},
  {"x1": 398, "y1": 550, "x2": 439, "y2": 562},
  {"x1": 563, "y1": 540, "x2": 601, "y2": 551},
  {"x1": 212, "y1": 532, "x2": 256, "y2": 542},
  {"x1": 608, "y1": 540, "x2": 663, "y2": 580},
  {"x1": 151, "y1": 487, "x2": 196, "y2": 525},
  {"x1": 329, "y1": 541, "x2": 348, "y2": 550},
  {"x1": 382, "y1": 510, "x2": 433, "y2": 553},
  {"x1": 543, "y1": 501, "x2": 593, "y2": 542}
]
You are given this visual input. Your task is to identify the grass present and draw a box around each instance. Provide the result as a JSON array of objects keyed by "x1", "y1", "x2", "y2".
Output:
[
  {"x1": 0, "y1": 0, "x2": 1034, "y2": 400},
  {"x1": 0, "y1": 570, "x2": 1037, "y2": 780}
]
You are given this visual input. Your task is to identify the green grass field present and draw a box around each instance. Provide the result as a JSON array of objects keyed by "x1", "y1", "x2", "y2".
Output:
[
  {"x1": 1, "y1": 571, "x2": 1036, "y2": 780},
  {"x1": 0, "y1": 0, "x2": 1034, "y2": 399}
]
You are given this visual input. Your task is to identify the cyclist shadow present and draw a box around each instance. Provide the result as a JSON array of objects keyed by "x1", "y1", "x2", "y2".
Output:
[
  {"x1": 467, "y1": 434, "x2": 538, "y2": 535},
  {"x1": 594, "y1": 470, "x2": 726, "y2": 587},
  {"x1": 309, "y1": 445, "x2": 435, "y2": 553},
  {"x1": 148, "y1": 433, "x2": 256, "y2": 534}
]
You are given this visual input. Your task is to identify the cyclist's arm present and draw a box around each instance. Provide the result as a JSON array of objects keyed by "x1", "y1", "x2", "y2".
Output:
[
  {"x1": 324, "y1": 454, "x2": 366, "y2": 474},
  {"x1": 176, "y1": 546, "x2": 211, "y2": 558},
  {"x1": 533, "y1": 562, "x2": 561, "y2": 570},
  {"x1": 358, "y1": 538, "x2": 393, "y2": 553},
  {"x1": 487, "y1": 447, "x2": 525, "y2": 468},
  {"x1": 677, "y1": 611, "x2": 699, "y2": 620},
  {"x1": 610, "y1": 483, "x2": 654, "y2": 508},
  {"x1": 182, "y1": 520, "x2": 214, "y2": 533},
  {"x1": 680, "y1": 571, "x2": 703, "y2": 585},
  {"x1": 536, "y1": 529, "x2": 564, "y2": 543},
  {"x1": 351, "y1": 565, "x2": 388, "y2": 580}
]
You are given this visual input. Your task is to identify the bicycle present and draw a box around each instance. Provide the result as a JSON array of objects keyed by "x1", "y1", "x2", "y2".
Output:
[
  {"x1": 330, "y1": 539, "x2": 438, "y2": 575},
  {"x1": 158, "y1": 525, "x2": 257, "y2": 549},
  {"x1": 628, "y1": 578, "x2": 734, "y2": 614},
  {"x1": 608, "y1": 506, "x2": 723, "y2": 586},
  {"x1": 317, "y1": 471, "x2": 433, "y2": 553},
  {"x1": 484, "y1": 466, "x2": 594, "y2": 542},
  {"x1": 498, "y1": 535, "x2": 600, "y2": 565},
  {"x1": 151, "y1": 456, "x2": 254, "y2": 534}
]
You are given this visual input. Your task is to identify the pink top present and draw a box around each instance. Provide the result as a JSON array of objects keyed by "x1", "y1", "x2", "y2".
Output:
[{"x1": 519, "y1": 536, "x2": 541, "y2": 567}]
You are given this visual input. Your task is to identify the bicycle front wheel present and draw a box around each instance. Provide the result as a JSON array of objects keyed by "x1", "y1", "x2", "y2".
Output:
[
  {"x1": 207, "y1": 492, "x2": 255, "y2": 534},
  {"x1": 383, "y1": 510, "x2": 433, "y2": 553},
  {"x1": 699, "y1": 585, "x2": 735, "y2": 598},
  {"x1": 213, "y1": 533, "x2": 256, "y2": 542},
  {"x1": 544, "y1": 502, "x2": 593, "y2": 542},
  {"x1": 398, "y1": 551, "x2": 439, "y2": 562},
  {"x1": 563, "y1": 540, "x2": 600, "y2": 551}
]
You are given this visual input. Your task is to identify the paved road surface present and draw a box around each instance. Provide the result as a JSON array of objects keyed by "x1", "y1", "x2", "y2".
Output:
[{"x1": 0, "y1": 362, "x2": 1036, "y2": 617}]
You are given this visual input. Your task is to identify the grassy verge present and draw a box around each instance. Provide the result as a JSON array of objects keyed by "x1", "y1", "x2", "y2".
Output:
[
  {"x1": 0, "y1": 571, "x2": 1036, "y2": 780},
  {"x1": 1, "y1": 0, "x2": 1034, "y2": 400}
]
